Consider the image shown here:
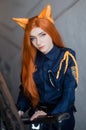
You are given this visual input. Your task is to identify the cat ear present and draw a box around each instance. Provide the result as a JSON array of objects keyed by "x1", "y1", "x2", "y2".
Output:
[
  {"x1": 38, "y1": 4, "x2": 54, "y2": 23},
  {"x1": 12, "y1": 18, "x2": 29, "y2": 29}
]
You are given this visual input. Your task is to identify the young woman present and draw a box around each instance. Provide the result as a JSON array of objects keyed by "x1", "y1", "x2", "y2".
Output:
[{"x1": 13, "y1": 5, "x2": 78, "y2": 130}]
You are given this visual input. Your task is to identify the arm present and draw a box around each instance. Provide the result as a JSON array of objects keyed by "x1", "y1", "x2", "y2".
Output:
[
  {"x1": 51, "y1": 50, "x2": 78, "y2": 115},
  {"x1": 17, "y1": 84, "x2": 31, "y2": 113}
]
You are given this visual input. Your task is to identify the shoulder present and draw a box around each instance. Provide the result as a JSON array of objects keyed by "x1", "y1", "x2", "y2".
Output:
[
  {"x1": 60, "y1": 47, "x2": 76, "y2": 56},
  {"x1": 59, "y1": 47, "x2": 77, "y2": 67},
  {"x1": 54, "y1": 47, "x2": 76, "y2": 63}
]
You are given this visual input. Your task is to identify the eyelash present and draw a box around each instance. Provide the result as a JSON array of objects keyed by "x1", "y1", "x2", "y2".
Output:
[
  {"x1": 41, "y1": 33, "x2": 46, "y2": 36},
  {"x1": 30, "y1": 38, "x2": 35, "y2": 42}
]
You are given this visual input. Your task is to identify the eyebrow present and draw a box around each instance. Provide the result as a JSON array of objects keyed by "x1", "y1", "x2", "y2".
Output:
[{"x1": 30, "y1": 31, "x2": 45, "y2": 37}]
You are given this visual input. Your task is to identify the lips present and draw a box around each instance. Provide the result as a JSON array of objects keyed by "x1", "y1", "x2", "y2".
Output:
[{"x1": 38, "y1": 46, "x2": 44, "y2": 50}]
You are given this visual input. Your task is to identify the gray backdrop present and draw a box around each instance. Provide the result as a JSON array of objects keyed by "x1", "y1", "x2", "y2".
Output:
[{"x1": 0, "y1": 0, "x2": 86, "y2": 129}]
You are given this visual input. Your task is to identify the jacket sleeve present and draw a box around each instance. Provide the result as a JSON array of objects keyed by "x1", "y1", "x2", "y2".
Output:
[
  {"x1": 17, "y1": 84, "x2": 31, "y2": 112},
  {"x1": 51, "y1": 50, "x2": 78, "y2": 115}
]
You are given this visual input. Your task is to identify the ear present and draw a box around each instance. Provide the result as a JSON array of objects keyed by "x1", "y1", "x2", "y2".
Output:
[
  {"x1": 12, "y1": 18, "x2": 29, "y2": 29},
  {"x1": 38, "y1": 4, "x2": 54, "y2": 23}
]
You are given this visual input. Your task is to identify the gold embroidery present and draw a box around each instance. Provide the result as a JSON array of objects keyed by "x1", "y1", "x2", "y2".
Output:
[{"x1": 56, "y1": 51, "x2": 78, "y2": 84}]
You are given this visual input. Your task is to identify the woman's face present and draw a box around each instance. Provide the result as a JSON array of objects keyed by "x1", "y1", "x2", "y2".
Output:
[{"x1": 30, "y1": 27, "x2": 54, "y2": 54}]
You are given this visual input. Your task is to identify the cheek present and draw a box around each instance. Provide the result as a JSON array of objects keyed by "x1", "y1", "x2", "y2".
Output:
[
  {"x1": 32, "y1": 42, "x2": 37, "y2": 48},
  {"x1": 46, "y1": 36, "x2": 52, "y2": 44},
  {"x1": 46, "y1": 39, "x2": 53, "y2": 47}
]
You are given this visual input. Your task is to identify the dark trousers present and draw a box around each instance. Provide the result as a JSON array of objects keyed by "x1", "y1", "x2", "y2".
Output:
[
  {"x1": 42, "y1": 112, "x2": 75, "y2": 130},
  {"x1": 61, "y1": 113, "x2": 75, "y2": 130},
  {"x1": 29, "y1": 107, "x2": 75, "y2": 130}
]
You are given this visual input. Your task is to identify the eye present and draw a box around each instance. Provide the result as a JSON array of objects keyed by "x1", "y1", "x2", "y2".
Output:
[
  {"x1": 42, "y1": 33, "x2": 46, "y2": 36},
  {"x1": 30, "y1": 37, "x2": 36, "y2": 43},
  {"x1": 40, "y1": 33, "x2": 46, "y2": 37},
  {"x1": 30, "y1": 37, "x2": 34, "y2": 41}
]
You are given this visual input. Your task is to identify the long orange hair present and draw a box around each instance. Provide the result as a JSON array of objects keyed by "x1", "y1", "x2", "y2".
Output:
[{"x1": 21, "y1": 16, "x2": 65, "y2": 107}]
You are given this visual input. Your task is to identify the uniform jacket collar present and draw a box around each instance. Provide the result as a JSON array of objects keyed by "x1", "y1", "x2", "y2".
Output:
[{"x1": 45, "y1": 45, "x2": 60, "y2": 60}]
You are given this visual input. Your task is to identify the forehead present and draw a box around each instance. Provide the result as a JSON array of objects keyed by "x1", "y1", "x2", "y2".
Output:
[{"x1": 30, "y1": 27, "x2": 45, "y2": 36}]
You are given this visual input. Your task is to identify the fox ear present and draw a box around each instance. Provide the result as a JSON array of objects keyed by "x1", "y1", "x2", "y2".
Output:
[
  {"x1": 38, "y1": 4, "x2": 54, "y2": 23},
  {"x1": 12, "y1": 18, "x2": 29, "y2": 29}
]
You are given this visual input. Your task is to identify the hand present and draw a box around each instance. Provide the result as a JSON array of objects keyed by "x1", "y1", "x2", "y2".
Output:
[
  {"x1": 30, "y1": 110, "x2": 47, "y2": 121},
  {"x1": 18, "y1": 110, "x2": 24, "y2": 117}
]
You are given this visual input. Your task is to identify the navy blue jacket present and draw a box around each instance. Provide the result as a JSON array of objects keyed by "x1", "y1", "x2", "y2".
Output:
[{"x1": 17, "y1": 45, "x2": 78, "y2": 115}]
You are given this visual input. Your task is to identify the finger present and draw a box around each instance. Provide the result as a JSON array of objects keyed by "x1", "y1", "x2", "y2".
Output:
[
  {"x1": 18, "y1": 111, "x2": 24, "y2": 117},
  {"x1": 30, "y1": 111, "x2": 47, "y2": 121}
]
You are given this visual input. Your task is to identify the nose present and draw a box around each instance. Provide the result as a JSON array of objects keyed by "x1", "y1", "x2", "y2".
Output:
[{"x1": 36, "y1": 38, "x2": 41, "y2": 46}]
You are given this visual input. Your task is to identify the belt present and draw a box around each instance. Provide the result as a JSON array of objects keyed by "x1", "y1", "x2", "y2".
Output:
[
  {"x1": 37, "y1": 103, "x2": 77, "y2": 113},
  {"x1": 37, "y1": 103, "x2": 56, "y2": 113}
]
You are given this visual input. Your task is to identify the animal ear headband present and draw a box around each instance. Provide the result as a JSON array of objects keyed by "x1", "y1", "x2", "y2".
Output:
[{"x1": 12, "y1": 4, "x2": 54, "y2": 29}]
